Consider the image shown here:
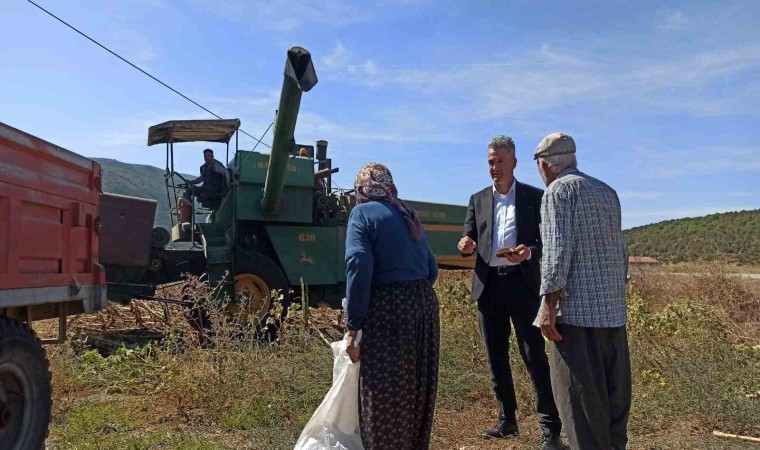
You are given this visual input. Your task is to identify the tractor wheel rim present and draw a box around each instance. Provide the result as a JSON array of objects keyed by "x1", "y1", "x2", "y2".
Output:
[
  {"x1": 0, "y1": 361, "x2": 32, "y2": 444},
  {"x1": 233, "y1": 274, "x2": 271, "y2": 322}
]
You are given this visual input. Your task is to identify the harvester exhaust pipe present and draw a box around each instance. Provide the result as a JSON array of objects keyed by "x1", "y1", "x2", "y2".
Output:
[
  {"x1": 316, "y1": 140, "x2": 328, "y2": 161},
  {"x1": 260, "y1": 46, "x2": 318, "y2": 215},
  {"x1": 316, "y1": 140, "x2": 332, "y2": 188}
]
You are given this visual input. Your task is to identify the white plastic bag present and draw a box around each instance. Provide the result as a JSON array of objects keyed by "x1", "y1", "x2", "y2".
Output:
[{"x1": 294, "y1": 332, "x2": 364, "y2": 450}]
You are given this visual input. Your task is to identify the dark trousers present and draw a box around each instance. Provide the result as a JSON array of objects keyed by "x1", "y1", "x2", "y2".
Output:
[
  {"x1": 549, "y1": 324, "x2": 631, "y2": 450},
  {"x1": 182, "y1": 186, "x2": 217, "y2": 203},
  {"x1": 477, "y1": 269, "x2": 561, "y2": 434}
]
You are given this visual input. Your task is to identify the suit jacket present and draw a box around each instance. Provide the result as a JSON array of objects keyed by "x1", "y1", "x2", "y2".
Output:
[{"x1": 462, "y1": 181, "x2": 544, "y2": 301}]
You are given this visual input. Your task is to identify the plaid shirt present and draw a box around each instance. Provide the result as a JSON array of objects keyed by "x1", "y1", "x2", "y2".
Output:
[{"x1": 538, "y1": 168, "x2": 628, "y2": 328}]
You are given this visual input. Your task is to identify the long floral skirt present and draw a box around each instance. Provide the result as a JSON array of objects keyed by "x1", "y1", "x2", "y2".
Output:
[{"x1": 359, "y1": 279, "x2": 440, "y2": 450}]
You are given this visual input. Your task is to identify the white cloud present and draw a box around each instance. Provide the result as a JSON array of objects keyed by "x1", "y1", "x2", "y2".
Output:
[
  {"x1": 634, "y1": 146, "x2": 760, "y2": 178},
  {"x1": 538, "y1": 43, "x2": 591, "y2": 68},
  {"x1": 452, "y1": 45, "x2": 758, "y2": 118},
  {"x1": 324, "y1": 36, "x2": 760, "y2": 118},
  {"x1": 363, "y1": 60, "x2": 379, "y2": 77},
  {"x1": 190, "y1": 0, "x2": 359, "y2": 31},
  {"x1": 112, "y1": 30, "x2": 158, "y2": 63},
  {"x1": 114, "y1": 0, "x2": 169, "y2": 6},
  {"x1": 322, "y1": 42, "x2": 350, "y2": 69},
  {"x1": 321, "y1": 42, "x2": 383, "y2": 81},
  {"x1": 191, "y1": 0, "x2": 427, "y2": 32},
  {"x1": 82, "y1": 108, "x2": 216, "y2": 150},
  {"x1": 659, "y1": 10, "x2": 694, "y2": 31},
  {"x1": 197, "y1": 93, "x2": 280, "y2": 110},
  {"x1": 296, "y1": 111, "x2": 454, "y2": 146}
]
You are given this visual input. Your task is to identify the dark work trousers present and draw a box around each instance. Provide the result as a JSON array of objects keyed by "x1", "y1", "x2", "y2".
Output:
[
  {"x1": 477, "y1": 268, "x2": 561, "y2": 434},
  {"x1": 182, "y1": 186, "x2": 217, "y2": 204},
  {"x1": 549, "y1": 324, "x2": 631, "y2": 450}
]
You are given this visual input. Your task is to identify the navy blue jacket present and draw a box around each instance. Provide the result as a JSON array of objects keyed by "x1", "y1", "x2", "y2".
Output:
[{"x1": 345, "y1": 201, "x2": 438, "y2": 330}]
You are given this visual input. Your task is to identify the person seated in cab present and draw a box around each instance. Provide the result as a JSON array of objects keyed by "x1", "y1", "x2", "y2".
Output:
[{"x1": 178, "y1": 148, "x2": 230, "y2": 224}]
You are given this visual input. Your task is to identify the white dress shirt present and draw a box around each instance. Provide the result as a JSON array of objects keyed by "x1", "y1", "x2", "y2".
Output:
[{"x1": 490, "y1": 179, "x2": 519, "y2": 266}]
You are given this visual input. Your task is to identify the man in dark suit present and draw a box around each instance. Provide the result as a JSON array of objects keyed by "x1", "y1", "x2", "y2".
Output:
[{"x1": 458, "y1": 135, "x2": 562, "y2": 449}]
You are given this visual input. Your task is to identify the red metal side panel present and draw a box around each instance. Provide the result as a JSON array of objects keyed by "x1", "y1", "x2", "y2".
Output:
[{"x1": 0, "y1": 122, "x2": 103, "y2": 291}]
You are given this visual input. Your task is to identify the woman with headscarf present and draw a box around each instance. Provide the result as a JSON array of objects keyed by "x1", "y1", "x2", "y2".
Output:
[{"x1": 344, "y1": 162, "x2": 440, "y2": 450}]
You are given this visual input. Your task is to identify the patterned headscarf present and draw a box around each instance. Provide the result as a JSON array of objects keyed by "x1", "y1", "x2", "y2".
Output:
[{"x1": 354, "y1": 163, "x2": 424, "y2": 240}]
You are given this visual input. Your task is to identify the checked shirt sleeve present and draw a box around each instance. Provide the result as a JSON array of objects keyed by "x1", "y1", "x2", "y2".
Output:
[{"x1": 539, "y1": 184, "x2": 575, "y2": 297}]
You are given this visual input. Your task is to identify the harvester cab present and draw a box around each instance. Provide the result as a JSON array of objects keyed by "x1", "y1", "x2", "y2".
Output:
[{"x1": 147, "y1": 117, "x2": 242, "y2": 242}]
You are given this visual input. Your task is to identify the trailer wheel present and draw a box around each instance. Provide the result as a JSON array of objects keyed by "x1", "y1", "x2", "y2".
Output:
[
  {"x1": 233, "y1": 252, "x2": 291, "y2": 341},
  {"x1": 0, "y1": 317, "x2": 51, "y2": 450}
]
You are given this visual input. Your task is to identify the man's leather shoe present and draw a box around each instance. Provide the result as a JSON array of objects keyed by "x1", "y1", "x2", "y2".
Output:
[
  {"x1": 540, "y1": 432, "x2": 564, "y2": 450},
  {"x1": 483, "y1": 420, "x2": 519, "y2": 438}
]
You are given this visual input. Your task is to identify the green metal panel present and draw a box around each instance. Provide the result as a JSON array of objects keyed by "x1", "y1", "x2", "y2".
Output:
[
  {"x1": 236, "y1": 186, "x2": 313, "y2": 223},
  {"x1": 232, "y1": 151, "x2": 314, "y2": 187},
  {"x1": 423, "y1": 227, "x2": 474, "y2": 268},
  {"x1": 230, "y1": 151, "x2": 314, "y2": 223},
  {"x1": 212, "y1": 189, "x2": 234, "y2": 225},
  {"x1": 197, "y1": 222, "x2": 228, "y2": 242},
  {"x1": 205, "y1": 245, "x2": 231, "y2": 265},
  {"x1": 266, "y1": 226, "x2": 346, "y2": 286},
  {"x1": 404, "y1": 200, "x2": 467, "y2": 225},
  {"x1": 405, "y1": 200, "x2": 474, "y2": 269}
]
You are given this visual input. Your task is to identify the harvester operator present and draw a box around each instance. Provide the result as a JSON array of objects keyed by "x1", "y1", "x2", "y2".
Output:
[{"x1": 178, "y1": 148, "x2": 230, "y2": 224}]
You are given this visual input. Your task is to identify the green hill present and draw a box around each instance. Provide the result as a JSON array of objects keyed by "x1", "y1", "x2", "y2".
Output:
[
  {"x1": 624, "y1": 209, "x2": 760, "y2": 265},
  {"x1": 94, "y1": 158, "x2": 192, "y2": 231}
]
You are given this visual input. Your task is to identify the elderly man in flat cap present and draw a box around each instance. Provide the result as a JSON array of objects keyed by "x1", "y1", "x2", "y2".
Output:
[
  {"x1": 458, "y1": 135, "x2": 563, "y2": 449},
  {"x1": 533, "y1": 132, "x2": 631, "y2": 450}
]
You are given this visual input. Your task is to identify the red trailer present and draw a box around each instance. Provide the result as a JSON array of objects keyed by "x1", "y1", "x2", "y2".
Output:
[{"x1": 0, "y1": 121, "x2": 108, "y2": 449}]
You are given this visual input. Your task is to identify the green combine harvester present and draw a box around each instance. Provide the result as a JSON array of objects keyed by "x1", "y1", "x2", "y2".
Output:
[{"x1": 101, "y1": 47, "x2": 474, "y2": 335}]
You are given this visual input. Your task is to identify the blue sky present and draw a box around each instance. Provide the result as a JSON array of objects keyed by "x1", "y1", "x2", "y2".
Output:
[{"x1": 1, "y1": 0, "x2": 758, "y2": 228}]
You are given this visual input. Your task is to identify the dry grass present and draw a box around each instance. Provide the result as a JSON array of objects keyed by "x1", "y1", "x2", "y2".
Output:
[
  {"x1": 43, "y1": 264, "x2": 760, "y2": 449},
  {"x1": 630, "y1": 261, "x2": 760, "y2": 344},
  {"x1": 655, "y1": 261, "x2": 760, "y2": 275}
]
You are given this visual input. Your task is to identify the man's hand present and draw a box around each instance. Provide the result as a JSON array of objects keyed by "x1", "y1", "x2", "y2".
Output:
[
  {"x1": 458, "y1": 236, "x2": 476, "y2": 255},
  {"x1": 345, "y1": 330, "x2": 361, "y2": 363},
  {"x1": 505, "y1": 244, "x2": 531, "y2": 264},
  {"x1": 539, "y1": 291, "x2": 563, "y2": 342}
]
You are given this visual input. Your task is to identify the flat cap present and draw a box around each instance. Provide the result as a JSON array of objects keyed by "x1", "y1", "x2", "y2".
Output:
[{"x1": 533, "y1": 132, "x2": 575, "y2": 160}]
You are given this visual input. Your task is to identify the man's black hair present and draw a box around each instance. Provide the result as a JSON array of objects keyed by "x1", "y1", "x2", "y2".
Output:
[{"x1": 203, "y1": 148, "x2": 214, "y2": 155}]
